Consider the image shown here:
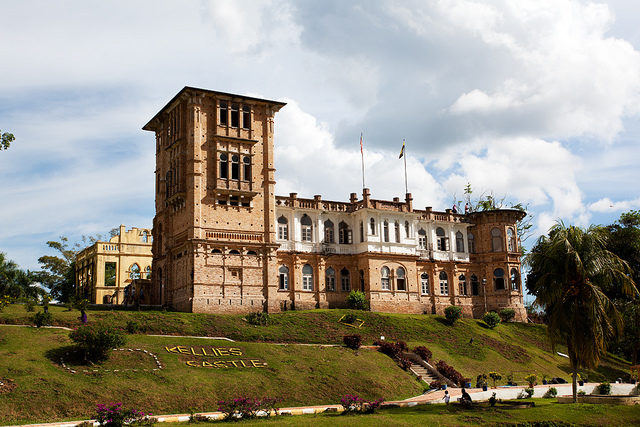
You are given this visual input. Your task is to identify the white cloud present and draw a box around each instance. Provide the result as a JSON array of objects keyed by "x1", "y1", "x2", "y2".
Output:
[{"x1": 589, "y1": 197, "x2": 640, "y2": 213}]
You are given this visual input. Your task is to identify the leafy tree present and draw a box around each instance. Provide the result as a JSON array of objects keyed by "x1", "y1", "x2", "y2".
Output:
[
  {"x1": 525, "y1": 222, "x2": 638, "y2": 402},
  {"x1": 1, "y1": 130, "x2": 15, "y2": 150},
  {"x1": 482, "y1": 311, "x2": 501, "y2": 328},
  {"x1": 0, "y1": 252, "x2": 41, "y2": 299},
  {"x1": 35, "y1": 238, "x2": 78, "y2": 302}
]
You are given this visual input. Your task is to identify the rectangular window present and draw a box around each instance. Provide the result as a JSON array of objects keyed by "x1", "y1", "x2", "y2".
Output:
[
  {"x1": 341, "y1": 276, "x2": 350, "y2": 292},
  {"x1": 229, "y1": 196, "x2": 239, "y2": 206},
  {"x1": 421, "y1": 279, "x2": 429, "y2": 295},
  {"x1": 279, "y1": 274, "x2": 288, "y2": 290},
  {"x1": 278, "y1": 224, "x2": 288, "y2": 240},
  {"x1": 302, "y1": 226, "x2": 312, "y2": 242},
  {"x1": 419, "y1": 236, "x2": 426, "y2": 249},
  {"x1": 440, "y1": 280, "x2": 448, "y2": 295},
  {"x1": 104, "y1": 262, "x2": 116, "y2": 286},
  {"x1": 230, "y1": 103, "x2": 239, "y2": 127},
  {"x1": 381, "y1": 277, "x2": 390, "y2": 290},
  {"x1": 396, "y1": 278, "x2": 405, "y2": 291},
  {"x1": 303, "y1": 276, "x2": 313, "y2": 291},
  {"x1": 242, "y1": 105, "x2": 251, "y2": 129},
  {"x1": 327, "y1": 276, "x2": 335, "y2": 291},
  {"x1": 219, "y1": 101, "x2": 228, "y2": 125},
  {"x1": 243, "y1": 159, "x2": 251, "y2": 182}
]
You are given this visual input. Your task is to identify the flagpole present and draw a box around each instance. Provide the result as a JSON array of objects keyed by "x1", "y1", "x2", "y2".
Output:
[
  {"x1": 403, "y1": 139, "x2": 408, "y2": 194},
  {"x1": 360, "y1": 132, "x2": 366, "y2": 190}
]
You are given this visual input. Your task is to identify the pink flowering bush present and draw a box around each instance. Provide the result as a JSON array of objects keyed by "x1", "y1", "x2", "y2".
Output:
[
  {"x1": 217, "y1": 397, "x2": 280, "y2": 420},
  {"x1": 340, "y1": 394, "x2": 384, "y2": 414},
  {"x1": 95, "y1": 403, "x2": 154, "y2": 427}
]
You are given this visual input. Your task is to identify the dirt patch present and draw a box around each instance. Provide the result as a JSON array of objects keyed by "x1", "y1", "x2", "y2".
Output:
[{"x1": 0, "y1": 378, "x2": 17, "y2": 393}]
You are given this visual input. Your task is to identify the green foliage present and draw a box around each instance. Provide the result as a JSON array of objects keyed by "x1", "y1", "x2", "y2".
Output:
[
  {"x1": 346, "y1": 290, "x2": 369, "y2": 310},
  {"x1": 597, "y1": 382, "x2": 611, "y2": 395},
  {"x1": 25, "y1": 298, "x2": 36, "y2": 312},
  {"x1": 577, "y1": 389, "x2": 586, "y2": 396},
  {"x1": 217, "y1": 397, "x2": 280, "y2": 421},
  {"x1": 246, "y1": 311, "x2": 270, "y2": 326},
  {"x1": 444, "y1": 305, "x2": 462, "y2": 325},
  {"x1": 126, "y1": 320, "x2": 141, "y2": 334},
  {"x1": 524, "y1": 373, "x2": 537, "y2": 387},
  {"x1": 488, "y1": 372, "x2": 502, "y2": 388},
  {"x1": 33, "y1": 310, "x2": 52, "y2": 327},
  {"x1": 544, "y1": 387, "x2": 558, "y2": 398},
  {"x1": 476, "y1": 374, "x2": 488, "y2": 388},
  {"x1": 482, "y1": 311, "x2": 501, "y2": 329},
  {"x1": 525, "y1": 221, "x2": 638, "y2": 401},
  {"x1": 35, "y1": 238, "x2": 79, "y2": 302},
  {"x1": 499, "y1": 308, "x2": 516, "y2": 322},
  {"x1": 0, "y1": 294, "x2": 11, "y2": 311},
  {"x1": 69, "y1": 323, "x2": 126, "y2": 362},
  {"x1": 343, "y1": 313, "x2": 358, "y2": 324},
  {"x1": 1, "y1": 130, "x2": 15, "y2": 150},
  {"x1": 523, "y1": 387, "x2": 534, "y2": 398},
  {"x1": 0, "y1": 252, "x2": 41, "y2": 300},
  {"x1": 95, "y1": 403, "x2": 155, "y2": 427}
]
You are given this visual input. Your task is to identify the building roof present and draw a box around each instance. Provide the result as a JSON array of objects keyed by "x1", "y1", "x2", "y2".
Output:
[{"x1": 142, "y1": 86, "x2": 287, "y2": 131}]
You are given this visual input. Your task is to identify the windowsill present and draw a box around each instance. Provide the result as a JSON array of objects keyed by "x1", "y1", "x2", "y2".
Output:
[{"x1": 277, "y1": 289, "x2": 289, "y2": 292}]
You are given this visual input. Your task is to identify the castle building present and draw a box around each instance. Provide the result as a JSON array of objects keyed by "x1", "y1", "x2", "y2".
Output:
[
  {"x1": 75, "y1": 225, "x2": 153, "y2": 304},
  {"x1": 143, "y1": 87, "x2": 527, "y2": 320}
]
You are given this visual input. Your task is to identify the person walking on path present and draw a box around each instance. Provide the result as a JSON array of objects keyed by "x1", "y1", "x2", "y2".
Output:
[{"x1": 443, "y1": 390, "x2": 450, "y2": 404}]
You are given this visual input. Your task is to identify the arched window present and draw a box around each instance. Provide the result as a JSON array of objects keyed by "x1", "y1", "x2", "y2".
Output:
[
  {"x1": 246, "y1": 250, "x2": 257, "y2": 255},
  {"x1": 359, "y1": 270, "x2": 365, "y2": 291},
  {"x1": 494, "y1": 268, "x2": 505, "y2": 290},
  {"x1": 324, "y1": 219, "x2": 334, "y2": 243},
  {"x1": 381, "y1": 266, "x2": 390, "y2": 290},
  {"x1": 325, "y1": 267, "x2": 336, "y2": 291},
  {"x1": 219, "y1": 153, "x2": 228, "y2": 179},
  {"x1": 359, "y1": 221, "x2": 364, "y2": 242},
  {"x1": 455, "y1": 231, "x2": 464, "y2": 252},
  {"x1": 394, "y1": 221, "x2": 401, "y2": 243},
  {"x1": 301, "y1": 215, "x2": 313, "y2": 242},
  {"x1": 144, "y1": 266, "x2": 151, "y2": 279},
  {"x1": 278, "y1": 216, "x2": 288, "y2": 240},
  {"x1": 471, "y1": 275, "x2": 479, "y2": 296},
  {"x1": 383, "y1": 220, "x2": 390, "y2": 242},
  {"x1": 231, "y1": 154, "x2": 240, "y2": 180},
  {"x1": 302, "y1": 264, "x2": 313, "y2": 291},
  {"x1": 507, "y1": 228, "x2": 515, "y2": 252},
  {"x1": 436, "y1": 227, "x2": 448, "y2": 251},
  {"x1": 242, "y1": 156, "x2": 251, "y2": 181},
  {"x1": 467, "y1": 232, "x2": 475, "y2": 253},
  {"x1": 229, "y1": 249, "x2": 240, "y2": 255},
  {"x1": 370, "y1": 218, "x2": 376, "y2": 235},
  {"x1": 439, "y1": 271, "x2": 449, "y2": 295},
  {"x1": 396, "y1": 267, "x2": 406, "y2": 291},
  {"x1": 339, "y1": 221, "x2": 352, "y2": 244},
  {"x1": 420, "y1": 273, "x2": 429, "y2": 295},
  {"x1": 211, "y1": 248, "x2": 222, "y2": 254},
  {"x1": 130, "y1": 264, "x2": 140, "y2": 280},
  {"x1": 141, "y1": 231, "x2": 149, "y2": 243},
  {"x1": 418, "y1": 228, "x2": 427, "y2": 249},
  {"x1": 279, "y1": 266, "x2": 289, "y2": 290},
  {"x1": 341, "y1": 268, "x2": 350, "y2": 291},
  {"x1": 458, "y1": 274, "x2": 467, "y2": 295},
  {"x1": 510, "y1": 268, "x2": 520, "y2": 291},
  {"x1": 491, "y1": 228, "x2": 503, "y2": 252},
  {"x1": 405, "y1": 221, "x2": 410, "y2": 238}
]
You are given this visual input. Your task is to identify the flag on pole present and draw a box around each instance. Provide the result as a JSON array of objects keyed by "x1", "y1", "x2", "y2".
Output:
[{"x1": 399, "y1": 140, "x2": 405, "y2": 158}]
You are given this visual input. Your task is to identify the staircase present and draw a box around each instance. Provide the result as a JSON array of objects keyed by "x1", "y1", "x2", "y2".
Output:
[{"x1": 409, "y1": 362, "x2": 439, "y2": 384}]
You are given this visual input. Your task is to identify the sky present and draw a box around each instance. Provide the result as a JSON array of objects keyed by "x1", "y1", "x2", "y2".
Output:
[{"x1": 1, "y1": 0, "x2": 640, "y2": 276}]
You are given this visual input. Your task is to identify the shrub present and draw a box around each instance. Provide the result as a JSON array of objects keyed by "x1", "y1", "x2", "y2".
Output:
[
  {"x1": 346, "y1": 290, "x2": 369, "y2": 310},
  {"x1": 246, "y1": 311, "x2": 270, "y2": 326},
  {"x1": 429, "y1": 380, "x2": 442, "y2": 390},
  {"x1": 343, "y1": 334, "x2": 362, "y2": 350},
  {"x1": 499, "y1": 308, "x2": 516, "y2": 322},
  {"x1": 25, "y1": 298, "x2": 36, "y2": 312},
  {"x1": 483, "y1": 312, "x2": 501, "y2": 329},
  {"x1": 444, "y1": 305, "x2": 462, "y2": 325},
  {"x1": 126, "y1": 320, "x2": 141, "y2": 334},
  {"x1": 340, "y1": 394, "x2": 383, "y2": 414},
  {"x1": 217, "y1": 397, "x2": 279, "y2": 420},
  {"x1": 95, "y1": 403, "x2": 154, "y2": 427},
  {"x1": 343, "y1": 313, "x2": 358, "y2": 324},
  {"x1": 488, "y1": 372, "x2": 502, "y2": 388},
  {"x1": 577, "y1": 389, "x2": 586, "y2": 396},
  {"x1": 413, "y1": 346, "x2": 432, "y2": 362},
  {"x1": 523, "y1": 387, "x2": 534, "y2": 398},
  {"x1": 476, "y1": 374, "x2": 488, "y2": 388},
  {"x1": 33, "y1": 310, "x2": 52, "y2": 327},
  {"x1": 69, "y1": 323, "x2": 126, "y2": 362},
  {"x1": 544, "y1": 387, "x2": 558, "y2": 398},
  {"x1": 398, "y1": 355, "x2": 412, "y2": 371},
  {"x1": 524, "y1": 374, "x2": 537, "y2": 388},
  {"x1": 597, "y1": 382, "x2": 611, "y2": 395},
  {"x1": 435, "y1": 360, "x2": 466, "y2": 387},
  {"x1": 0, "y1": 295, "x2": 11, "y2": 312}
]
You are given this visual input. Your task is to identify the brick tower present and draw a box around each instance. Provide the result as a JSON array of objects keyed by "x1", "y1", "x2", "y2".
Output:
[{"x1": 143, "y1": 87, "x2": 286, "y2": 312}]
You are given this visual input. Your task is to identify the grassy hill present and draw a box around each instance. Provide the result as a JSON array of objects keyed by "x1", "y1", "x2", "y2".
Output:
[{"x1": 0, "y1": 304, "x2": 632, "y2": 424}]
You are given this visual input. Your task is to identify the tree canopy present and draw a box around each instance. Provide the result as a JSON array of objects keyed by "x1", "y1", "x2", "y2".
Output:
[
  {"x1": 525, "y1": 222, "x2": 638, "y2": 402},
  {"x1": 1, "y1": 130, "x2": 15, "y2": 150},
  {"x1": 0, "y1": 252, "x2": 41, "y2": 299}
]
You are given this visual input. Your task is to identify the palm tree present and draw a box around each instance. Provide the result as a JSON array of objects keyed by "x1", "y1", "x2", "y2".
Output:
[{"x1": 525, "y1": 222, "x2": 638, "y2": 402}]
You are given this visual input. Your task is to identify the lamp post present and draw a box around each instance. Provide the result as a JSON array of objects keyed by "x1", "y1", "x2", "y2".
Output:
[{"x1": 482, "y1": 278, "x2": 488, "y2": 313}]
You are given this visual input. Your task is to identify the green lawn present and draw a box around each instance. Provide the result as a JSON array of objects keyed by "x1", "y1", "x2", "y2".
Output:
[{"x1": 0, "y1": 326, "x2": 422, "y2": 425}]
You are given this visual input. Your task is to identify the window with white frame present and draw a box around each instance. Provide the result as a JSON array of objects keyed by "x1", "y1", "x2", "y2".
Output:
[
  {"x1": 301, "y1": 215, "x2": 313, "y2": 242},
  {"x1": 383, "y1": 220, "x2": 390, "y2": 242},
  {"x1": 418, "y1": 228, "x2": 427, "y2": 249},
  {"x1": 404, "y1": 221, "x2": 410, "y2": 238},
  {"x1": 507, "y1": 228, "x2": 515, "y2": 252},
  {"x1": 491, "y1": 228, "x2": 503, "y2": 252},
  {"x1": 324, "y1": 219, "x2": 334, "y2": 243},
  {"x1": 325, "y1": 267, "x2": 336, "y2": 291},
  {"x1": 396, "y1": 267, "x2": 406, "y2": 291},
  {"x1": 302, "y1": 264, "x2": 313, "y2": 291},
  {"x1": 510, "y1": 268, "x2": 520, "y2": 291},
  {"x1": 439, "y1": 271, "x2": 449, "y2": 295},
  {"x1": 395, "y1": 221, "x2": 401, "y2": 243},
  {"x1": 381, "y1": 266, "x2": 390, "y2": 290},
  {"x1": 436, "y1": 227, "x2": 448, "y2": 251},
  {"x1": 277, "y1": 216, "x2": 288, "y2": 240},
  {"x1": 458, "y1": 274, "x2": 467, "y2": 295},
  {"x1": 341, "y1": 268, "x2": 351, "y2": 291},
  {"x1": 130, "y1": 264, "x2": 140, "y2": 280},
  {"x1": 370, "y1": 218, "x2": 376, "y2": 234},
  {"x1": 279, "y1": 265, "x2": 289, "y2": 290},
  {"x1": 339, "y1": 221, "x2": 352, "y2": 244},
  {"x1": 455, "y1": 231, "x2": 465, "y2": 252},
  {"x1": 420, "y1": 273, "x2": 429, "y2": 295}
]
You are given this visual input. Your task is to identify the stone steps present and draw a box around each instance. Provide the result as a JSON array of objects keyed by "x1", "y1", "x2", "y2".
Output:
[{"x1": 410, "y1": 363, "x2": 439, "y2": 383}]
